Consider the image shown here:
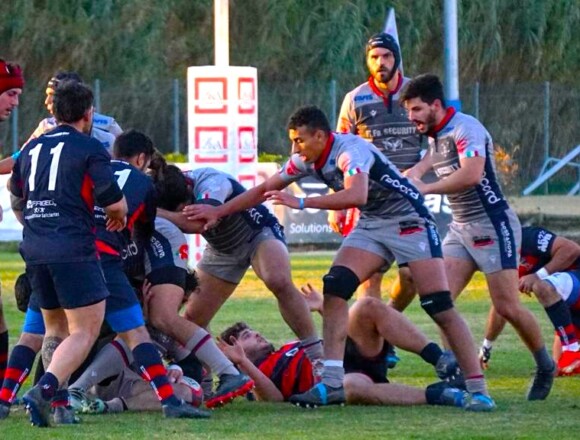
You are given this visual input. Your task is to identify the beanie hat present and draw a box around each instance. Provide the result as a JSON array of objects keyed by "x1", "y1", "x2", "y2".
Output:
[
  {"x1": 366, "y1": 33, "x2": 401, "y2": 72},
  {"x1": 0, "y1": 59, "x2": 24, "y2": 95}
]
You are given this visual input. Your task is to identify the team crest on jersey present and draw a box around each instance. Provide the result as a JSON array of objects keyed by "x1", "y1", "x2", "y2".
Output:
[
  {"x1": 283, "y1": 160, "x2": 300, "y2": 176},
  {"x1": 382, "y1": 137, "x2": 403, "y2": 152},
  {"x1": 370, "y1": 110, "x2": 377, "y2": 117},
  {"x1": 177, "y1": 244, "x2": 189, "y2": 260}
]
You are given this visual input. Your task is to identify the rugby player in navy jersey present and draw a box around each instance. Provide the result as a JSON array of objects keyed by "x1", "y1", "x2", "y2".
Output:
[
  {"x1": 186, "y1": 105, "x2": 493, "y2": 411},
  {"x1": 479, "y1": 226, "x2": 580, "y2": 375},
  {"x1": 400, "y1": 74, "x2": 556, "y2": 401},
  {"x1": 0, "y1": 58, "x2": 24, "y2": 390},
  {"x1": 8, "y1": 80, "x2": 127, "y2": 427},
  {"x1": 1, "y1": 130, "x2": 211, "y2": 422},
  {"x1": 155, "y1": 160, "x2": 324, "y2": 374}
]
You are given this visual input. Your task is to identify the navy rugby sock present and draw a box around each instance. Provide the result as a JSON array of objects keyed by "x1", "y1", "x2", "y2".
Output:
[
  {"x1": 419, "y1": 342, "x2": 444, "y2": 366},
  {"x1": 0, "y1": 331, "x2": 8, "y2": 382},
  {"x1": 0, "y1": 345, "x2": 36, "y2": 405},
  {"x1": 133, "y1": 342, "x2": 181, "y2": 406},
  {"x1": 545, "y1": 300, "x2": 579, "y2": 351}
]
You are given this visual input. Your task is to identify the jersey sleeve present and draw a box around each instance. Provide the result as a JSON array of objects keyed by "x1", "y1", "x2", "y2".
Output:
[
  {"x1": 87, "y1": 145, "x2": 124, "y2": 207},
  {"x1": 336, "y1": 141, "x2": 373, "y2": 176},
  {"x1": 134, "y1": 184, "x2": 157, "y2": 242},
  {"x1": 278, "y1": 154, "x2": 310, "y2": 184},
  {"x1": 336, "y1": 93, "x2": 356, "y2": 134},
  {"x1": 191, "y1": 172, "x2": 233, "y2": 206},
  {"x1": 8, "y1": 154, "x2": 24, "y2": 198},
  {"x1": 454, "y1": 119, "x2": 488, "y2": 159}
]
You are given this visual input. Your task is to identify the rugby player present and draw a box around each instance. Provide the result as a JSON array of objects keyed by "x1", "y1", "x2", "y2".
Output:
[
  {"x1": 400, "y1": 73, "x2": 556, "y2": 400},
  {"x1": 479, "y1": 226, "x2": 580, "y2": 375},
  {"x1": 185, "y1": 105, "x2": 493, "y2": 411}
]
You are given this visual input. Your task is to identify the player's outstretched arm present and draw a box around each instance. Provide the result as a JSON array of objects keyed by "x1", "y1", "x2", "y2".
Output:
[
  {"x1": 217, "y1": 337, "x2": 284, "y2": 402},
  {"x1": 413, "y1": 156, "x2": 484, "y2": 195},
  {"x1": 157, "y1": 208, "x2": 206, "y2": 234},
  {"x1": 184, "y1": 174, "x2": 289, "y2": 229}
]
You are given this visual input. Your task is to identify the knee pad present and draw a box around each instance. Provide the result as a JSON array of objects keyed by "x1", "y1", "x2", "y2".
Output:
[
  {"x1": 323, "y1": 266, "x2": 360, "y2": 300},
  {"x1": 420, "y1": 291, "x2": 453, "y2": 317}
]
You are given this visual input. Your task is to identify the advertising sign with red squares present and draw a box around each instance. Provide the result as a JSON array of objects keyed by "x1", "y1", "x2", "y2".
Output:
[
  {"x1": 193, "y1": 126, "x2": 228, "y2": 163},
  {"x1": 194, "y1": 78, "x2": 227, "y2": 114},
  {"x1": 238, "y1": 77, "x2": 256, "y2": 114},
  {"x1": 238, "y1": 126, "x2": 256, "y2": 163}
]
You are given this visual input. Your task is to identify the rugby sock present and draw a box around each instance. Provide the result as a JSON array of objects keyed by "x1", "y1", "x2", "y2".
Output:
[
  {"x1": 545, "y1": 300, "x2": 579, "y2": 352},
  {"x1": 482, "y1": 338, "x2": 494, "y2": 350},
  {"x1": 0, "y1": 331, "x2": 8, "y2": 382},
  {"x1": 321, "y1": 360, "x2": 344, "y2": 388},
  {"x1": 185, "y1": 329, "x2": 239, "y2": 376},
  {"x1": 465, "y1": 375, "x2": 488, "y2": 396},
  {"x1": 50, "y1": 389, "x2": 70, "y2": 408},
  {"x1": 0, "y1": 345, "x2": 36, "y2": 405},
  {"x1": 37, "y1": 372, "x2": 59, "y2": 400},
  {"x1": 419, "y1": 342, "x2": 444, "y2": 366},
  {"x1": 133, "y1": 342, "x2": 181, "y2": 406},
  {"x1": 300, "y1": 336, "x2": 324, "y2": 363},
  {"x1": 533, "y1": 346, "x2": 555, "y2": 371},
  {"x1": 69, "y1": 340, "x2": 130, "y2": 391}
]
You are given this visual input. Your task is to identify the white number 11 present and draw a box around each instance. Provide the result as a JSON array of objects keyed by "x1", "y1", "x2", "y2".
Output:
[{"x1": 28, "y1": 142, "x2": 64, "y2": 192}]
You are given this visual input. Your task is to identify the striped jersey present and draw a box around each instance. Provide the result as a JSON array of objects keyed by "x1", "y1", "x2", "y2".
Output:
[
  {"x1": 337, "y1": 75, "x2": 422, "y2": 171},
  {"x1": 183, "y1": 168, "x2": 282, "y2": 254},
  {"x1": 278, "y1": 132, "x2": 432, "y2": 221},
  {"x1": 427, "y1": 108, "x2": 509, "y2": 223}
]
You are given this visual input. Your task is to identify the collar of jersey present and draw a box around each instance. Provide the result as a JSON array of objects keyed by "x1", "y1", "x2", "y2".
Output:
[
  {"x1": 314, "y1": 132, "x2": 335, "y2": 170},
  {"x1": 367, "y1": 72, "x2": 403, "y2": 103},
  {"x1": 429, "y1": 107, "x2": 456, "y2": 137}
]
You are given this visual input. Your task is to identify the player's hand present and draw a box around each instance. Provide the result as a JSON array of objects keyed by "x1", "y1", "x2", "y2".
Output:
[
  {"x1": 328, "y1": 210, "x2": 346, "y2": 235},
  {"x1": 264, "y1": 190, "x2": 299, "y2": 209},
  {"x1": 217, "y1": 336, "x2": 247, "y2": 365},
  {"x1": 478, "y1": 345, "x2": 492, "y2": 370},
  {"x1": 407, "y1": 176, "x2": 427, "y2": 195},
  {"x1": 183, "y1": 204, "x2": 219, "y2": 230},
  {"x1": 518, "y1": 273, "x2": 539, "y2": 295},
  {"x1": 166, "y1": 364, "x2": 184, "y2": 383},
  {"x1": 300, "y1": 283, "x2": 323, "y2": 313},
  {"x1": 106, "y1": 216, "x2": 126, "y2": 232}
]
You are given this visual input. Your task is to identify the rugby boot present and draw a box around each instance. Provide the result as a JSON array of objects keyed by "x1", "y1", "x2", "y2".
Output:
[
  {"x1": 465, "y1": 392, "x2": 496, "y2": 412},
  {"x1": 53, "y1": 406, "x2": 81, "y2": 425},
  {"x1": 435, "y1": 350, "x2": 461, "y2": 381},
  {"x1": 527, "y1": 361, "x2": 556, "y2": 401},
  {"x1": 162, "y1": 400, "x2": 211, "y2": 419},
  {"x1": 205, "y1": 373, "x2": 254, "y2": 409},
  {"x1": 557, "y1": 350, "x2": 580, "y2": 376},
  {"x1": 385, "y1": 345, "x2": 400, "y2": 369},
  {"x1": 22, "y1": 385, "x2": 51, "y2": 427},
  {"x1": 289, "y1": 382, "x2": 346, "y2": 408}
]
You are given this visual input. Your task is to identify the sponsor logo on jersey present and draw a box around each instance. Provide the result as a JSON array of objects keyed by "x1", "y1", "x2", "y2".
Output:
[
  {"x1": 354, "y1": 94, "x2": 373, "y2": 102},
  {"x1": 246, "y1": 207, "x2": 264, "y2": 225},
  {"x1": 379, "y1": 174, "x2": 420, "y2": 200},
  {"x1": 480, "y1": 172, "x2": 501, "y2": 204},
  {"x1": 282, "y1": 160, "x2": 300, "y2": 176},
  {"x1": 537, "y1": 230, "x2": 553, "y2": 253},
  {"x1": 381, "y1": 137, "x2": 403, "y2": 152},
  {"x1": 121, "y1": 241, "x2": 139, "y2": 260},
  {"x1": 177, "y1": 244, "x2": 189, "y2": 261}
]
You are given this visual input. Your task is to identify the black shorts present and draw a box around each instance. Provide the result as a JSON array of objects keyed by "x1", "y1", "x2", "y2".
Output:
[
  {"x1": 344, "y1": 336, "x2": 389, "y2": 384},
  {"x1": 27, "y1": 261, "x2": 109, "y2": 310}
]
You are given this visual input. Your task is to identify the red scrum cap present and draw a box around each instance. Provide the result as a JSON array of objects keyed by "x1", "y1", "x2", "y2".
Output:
[{"x1": 0, "y1": 59, "x2": 24, "y2": 95}]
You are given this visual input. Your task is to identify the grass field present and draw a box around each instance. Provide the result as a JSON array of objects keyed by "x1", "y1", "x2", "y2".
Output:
[{"x1": 1, "y1": 250, "x2": 579, "y2": 439}]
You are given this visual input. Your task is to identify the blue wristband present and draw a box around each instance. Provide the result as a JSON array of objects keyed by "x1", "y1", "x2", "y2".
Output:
[
  {"x1": 11, "y1": 150, "x2": 21, "y2": 161},
  {"x1": 299, "y1": 198, "x2": 305, "y2": 210}
]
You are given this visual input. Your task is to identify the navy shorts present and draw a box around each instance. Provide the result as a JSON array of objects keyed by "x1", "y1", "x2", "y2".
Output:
[
  {"x1": 101, "y1": 255, "x2": 145, "y2": 333},
  {"x1": 26, "y1": 261, "x2": 109, "y2": 310},
  {"x1": 344, "y1": 337, "x2": 389, "y2": 384}
]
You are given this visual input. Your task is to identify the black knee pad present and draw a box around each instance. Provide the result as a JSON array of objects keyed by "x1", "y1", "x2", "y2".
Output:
[
  {"x1": 323, "y1": 266, "x2": 360, "y2": 300},
  {"x1": 420, "y1": 291, "x2": 454, "y2": 317}
]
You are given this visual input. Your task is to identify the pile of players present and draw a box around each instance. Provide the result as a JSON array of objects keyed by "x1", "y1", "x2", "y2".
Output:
[{"x1": 0, "y1": 31, "x2": 579, "y2": 429}]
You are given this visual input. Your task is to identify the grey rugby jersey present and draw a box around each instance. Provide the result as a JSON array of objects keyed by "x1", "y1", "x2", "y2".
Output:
[
  {"x1": 184, "y1": 168, "x2": 280, "y2": 254},
  {"x1": 337, "y1": 75, "x2": 421, "y2": 170},
  {"x1": 427, "y1": 108, "x2": 509, "y2": 223},
  {"x1": 279, "y1": 132, "x2": 432, "y2": 221}
]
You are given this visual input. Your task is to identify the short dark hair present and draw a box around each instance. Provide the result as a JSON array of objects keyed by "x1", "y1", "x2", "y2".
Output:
[
  {"x1": 399, "y1": 73, "x2": 446, "y2": 107},
  {"x1": 47, "y1": 71, "x2": 83, "y2": 89},
  {"x1": 220, "y1": 322, "x2": 251, "y2": 344},
  {"x1": 114, "y1": 129, "x2": 155, "y2": 160},
  {"x1": 287, "y1": 105, "x2": 331, "y2": 134},
  {"x1": 53, "y1": 80, "x2": 94, "y2": 123}
]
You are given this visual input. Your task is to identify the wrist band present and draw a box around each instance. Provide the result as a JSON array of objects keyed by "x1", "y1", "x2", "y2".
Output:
[
  {"x1": 536, "y1": 267, "x2": 549, "y2": 279},
  {"x1": 11, "y1": 150, "x2": 21, "y2": 161},
  {"x1": 299, "y1": 198, "x2": 305, "y2": 210}
]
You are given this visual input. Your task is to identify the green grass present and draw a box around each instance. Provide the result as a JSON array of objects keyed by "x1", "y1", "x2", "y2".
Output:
[{"x1": 1, "y1": 251, "x2": 579, "y2": 439}]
